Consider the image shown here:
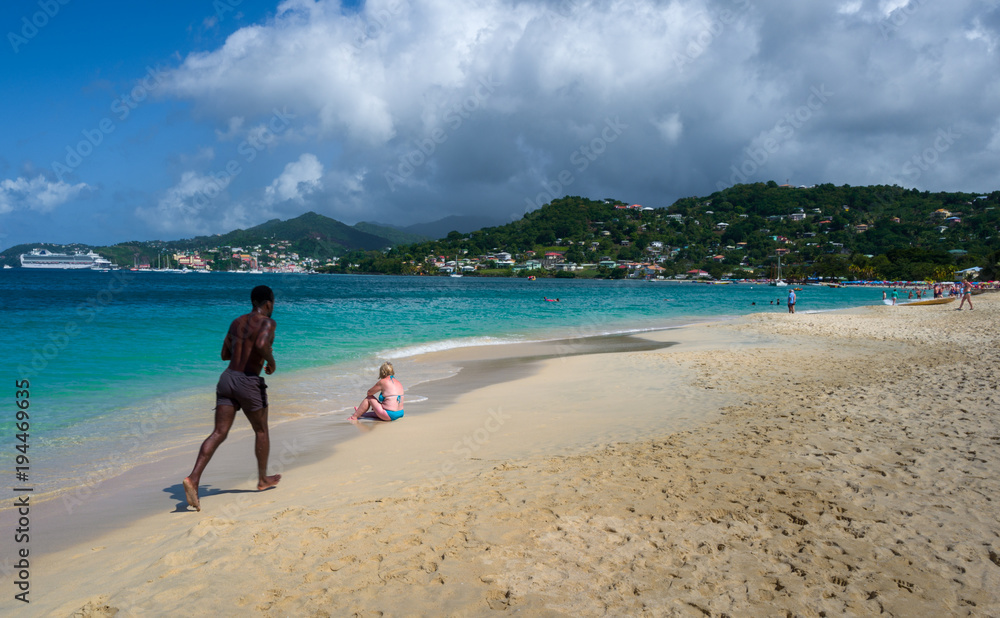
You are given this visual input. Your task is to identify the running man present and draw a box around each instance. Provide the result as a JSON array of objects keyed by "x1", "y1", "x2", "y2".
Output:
[{"x1": 183, "y1": 285, "x2": 281, "y2": 511}]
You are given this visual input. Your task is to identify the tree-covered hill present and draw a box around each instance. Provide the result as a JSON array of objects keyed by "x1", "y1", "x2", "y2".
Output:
[
  {"x1": 1, "y1": 211, "x2": 395, "y2": 269},
  {"x1": 367, "y1": 184, "x2": 1000, "y2": 281},
  {"x1": 3, "y1": 184, "x2": 998, "y2": 280}
]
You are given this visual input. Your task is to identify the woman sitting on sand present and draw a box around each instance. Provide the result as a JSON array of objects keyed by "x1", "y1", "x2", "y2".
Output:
[{"x1": 349, "y1": 362, "x2": 405, "y2": 421}]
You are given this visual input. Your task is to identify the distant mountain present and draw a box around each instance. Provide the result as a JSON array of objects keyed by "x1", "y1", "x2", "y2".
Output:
[
  {"x1": 0, "y1": 212, "x2": 397, "y2": 268},
  {"x1": 353, "y1": 221, "x2": 429, "y2": 245},
  {"x1": 401, "y1": 215, "x2": 508, "y2": 239},
  {"x1": 165, "y1": 211, "x2": 392, "y2": 260},
  {"x1": 0, "y1": 211, "x2": 504, "y2": 268}
]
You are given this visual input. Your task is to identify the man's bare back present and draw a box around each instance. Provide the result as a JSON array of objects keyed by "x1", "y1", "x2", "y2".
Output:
[{"x1": 223, "y1": 310, "x2": 277, "y2": 375}]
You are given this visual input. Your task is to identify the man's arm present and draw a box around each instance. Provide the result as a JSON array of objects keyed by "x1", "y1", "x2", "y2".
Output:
[
  {"x1": 254, "y1": 319, "x2": 277, "y2": 374},
  {"x1": 221, "y1": 331, "x2": 233, "y2": 361}
]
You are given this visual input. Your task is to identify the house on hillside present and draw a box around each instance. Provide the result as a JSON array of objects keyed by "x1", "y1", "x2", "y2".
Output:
[
  {"x1": 542, "y1": 252, "x2": 565, "y2": 268},
  {"x1": 552, "y1": 262, "x2": 581, "y2": 272}
]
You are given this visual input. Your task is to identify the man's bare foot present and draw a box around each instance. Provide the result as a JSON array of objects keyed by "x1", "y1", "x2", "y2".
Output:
[
  {"x1": 258, "y1": 474, "x2": 281, "y2": 490},
  {"x1": 183, "y1": 477, "x2": 200, "y2": 511}
]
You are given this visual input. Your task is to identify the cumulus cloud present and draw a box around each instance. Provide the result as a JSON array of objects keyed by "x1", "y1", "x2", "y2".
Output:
[
  {"x1": 136, "y1": 170, "x2": 235, "y2": 235},
  {"x1": 654, "y1": 113, "x2": 684, "y2": 144},
  {"x1": 0, "y1": 175, "x2": 89, "y2": 215},
  {"x1": 158, "y1": 0, "x2": 1000, "y2": 226},
  {"x1": 264, "y1": 153, "x2": 324, "y2": 205}
]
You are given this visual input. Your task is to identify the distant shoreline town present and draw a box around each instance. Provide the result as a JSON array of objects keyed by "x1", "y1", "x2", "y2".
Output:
[{"x1": 3, "y1": 183, "x2": 998, "y2": 283}]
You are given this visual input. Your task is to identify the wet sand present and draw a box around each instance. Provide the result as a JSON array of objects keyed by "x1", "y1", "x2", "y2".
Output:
[{"x1": 8, "y1": 297, "x2": 1000, "y2": 616}]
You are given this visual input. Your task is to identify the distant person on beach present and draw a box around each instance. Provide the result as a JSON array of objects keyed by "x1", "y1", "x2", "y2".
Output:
[
  {"x1": 957, "y1": 280, "x2": 974, "y2": 310},
  {"x1": 350, "y1": 361, "x2": 405, "y2": 422},
  {"x1": 787, "y1": 288, "x2": 796, "y2": 313},
  {"x1": 183, "y1": 285, "x2": 281, "y2": 512},
  {"x1": 891, "y1": 289, "x2": 898, "y2": 305},
  {"x1": 933, "y1": 283, "x2": 943, "y2": 298},
  {"x1": 882, "y1": 290, "x2": 887, "y2": 301}
]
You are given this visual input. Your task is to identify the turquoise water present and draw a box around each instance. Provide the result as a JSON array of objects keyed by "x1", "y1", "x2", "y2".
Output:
[{"x1": 2, "y1": 269, "x2": 882, "y2": 498}]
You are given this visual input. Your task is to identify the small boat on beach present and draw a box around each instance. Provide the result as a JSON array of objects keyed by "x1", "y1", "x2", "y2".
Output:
[{"x1": 884, "y1": 296, "x2": 956, "y2": 306}]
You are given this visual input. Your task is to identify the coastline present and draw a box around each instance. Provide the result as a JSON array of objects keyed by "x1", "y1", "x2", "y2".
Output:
[
  {"x1": 4, "y1": 329, "x2": 691, "y2": 558},
  {"x1": 9, "y1": 296, "x2": 1000, "y2": 615}
]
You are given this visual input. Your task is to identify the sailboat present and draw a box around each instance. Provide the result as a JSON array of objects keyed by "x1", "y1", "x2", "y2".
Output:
[{"x1": 771, "y1": 253, "x2": 788, "y2": 287}]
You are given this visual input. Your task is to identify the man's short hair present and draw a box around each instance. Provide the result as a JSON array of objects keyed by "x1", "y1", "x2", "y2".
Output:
[{"x1": 251, "y1": 285, "x2": 274, "y2": 306}]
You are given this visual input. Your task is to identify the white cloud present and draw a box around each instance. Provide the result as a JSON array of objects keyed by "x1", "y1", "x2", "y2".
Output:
[
  {"x1": 654, "y1": 114, "x2": 684, "y2": 144},
  {"x1": 966, "y1": 18, "x2": 998, "y2": 53},
  {"x1": 0, "y1": 175, "x2": 88, "y2": 215},
  {"x1": 136, "y1": 171, "x2": 234, "y2": 235},
  {"x1": 838, "y1": 1, "x2": 862, "y2": 15},
  {"x1": 155, "y1": 0, "x2": 1000, "y2": 224},
  {"x1": 879, "y1": 0, "x2": 912, "y2": 18},
  {"x1": 264, "y1": 153, "x2": 324, "y2": 205},
  {"x1": 215, "y1": 116, "x2": 245, "y2": 141}
]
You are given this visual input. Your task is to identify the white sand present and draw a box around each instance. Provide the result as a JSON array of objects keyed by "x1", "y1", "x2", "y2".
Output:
[{"x1": 11, "y1": 296, "x2": 1000, "y2": 616}]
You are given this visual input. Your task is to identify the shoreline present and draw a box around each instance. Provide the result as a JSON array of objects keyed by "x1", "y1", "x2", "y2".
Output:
[
  {"x1": 5, "y1": 272, "x2": 893, "y2": 507},
  {"x1": 9, "y1": 315, "x2": 704, "y2": 505},
  {"x1": 7, "y1": 329, "x2": 687, "y2": 559},
  {"x1": 10, "y1": 295, "x2": 997, "y2": 615}
]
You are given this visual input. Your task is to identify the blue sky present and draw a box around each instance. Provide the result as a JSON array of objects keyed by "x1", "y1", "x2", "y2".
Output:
[{"x1": 2, "y1": 0, "x2": 999, "y2": 249}]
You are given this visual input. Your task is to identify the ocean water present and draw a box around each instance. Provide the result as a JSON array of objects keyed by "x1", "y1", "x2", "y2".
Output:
[{"x1": 2, "y1": 269, "x2": 883, "y2": 499}]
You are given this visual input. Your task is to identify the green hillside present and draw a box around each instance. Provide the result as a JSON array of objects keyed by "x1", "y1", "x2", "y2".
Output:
[
  {"x1": 4, "y1": 185, "x2": 999, "y2": 279},
  {"x1": 348, "y1": 184, "x2": 1000, "y2": 280},
  {"x1": 1, "y1": 211, "x2": 395, "y2": 269}
]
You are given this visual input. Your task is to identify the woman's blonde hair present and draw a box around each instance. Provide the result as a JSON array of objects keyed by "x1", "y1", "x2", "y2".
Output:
[{"x1": 379, "y1": 361, "x2": 394, "y2": 379}]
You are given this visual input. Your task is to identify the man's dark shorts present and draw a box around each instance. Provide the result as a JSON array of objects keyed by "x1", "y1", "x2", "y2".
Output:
[{"x1": 216, "y1": 368, "x2": 268, "y2": 412}]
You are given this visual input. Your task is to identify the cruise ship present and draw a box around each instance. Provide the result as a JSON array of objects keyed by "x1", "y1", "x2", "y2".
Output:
[{"x1": 19, "y1": 249, "x2": 114, "y2": 270}]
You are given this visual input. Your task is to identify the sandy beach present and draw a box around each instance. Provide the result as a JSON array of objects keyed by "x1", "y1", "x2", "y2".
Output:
[{"x1": 10, "y1": 295, "x2": 1000, "y2": 616}]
